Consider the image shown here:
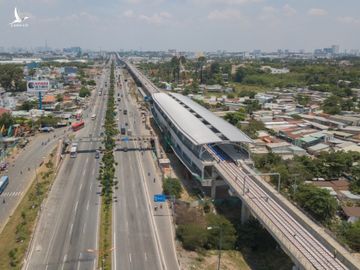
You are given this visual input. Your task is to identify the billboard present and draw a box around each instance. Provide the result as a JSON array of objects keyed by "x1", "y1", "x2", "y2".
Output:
[{"x1": 27, "y1": 80, "x2": 49, "y2": 92}]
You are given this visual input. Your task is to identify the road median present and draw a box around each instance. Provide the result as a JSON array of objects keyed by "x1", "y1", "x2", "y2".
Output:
[{"x1": 98, "y1": 60, "x2": 117, "y2": 270}]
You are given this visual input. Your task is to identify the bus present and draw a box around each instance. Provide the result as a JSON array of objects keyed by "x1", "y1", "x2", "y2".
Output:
[
  {"x1": 0, "y1": 176, "x2": 9, "y2": 194},
  {"x1": 70, "y1": 143, "x2": 78, "y2": 158},
  {"x1": 71, "y1": 121, "x2": 85, "y2": 131}
]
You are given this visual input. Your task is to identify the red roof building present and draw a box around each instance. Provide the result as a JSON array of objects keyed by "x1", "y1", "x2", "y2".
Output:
[{"x1": 0, "y1": 108, "x2": 11, "y2": 117}]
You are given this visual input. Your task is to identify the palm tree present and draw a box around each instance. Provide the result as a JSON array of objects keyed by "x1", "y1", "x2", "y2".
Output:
[
  {"x1": 170, "y1": 56, "x2": 180, "y2": 82},
  {"x1": 197, "y1": 56, "x2": 206, "y2": 84},
  {"x1": 179, "y1": 56, "x2": 187, "y2": 83}
]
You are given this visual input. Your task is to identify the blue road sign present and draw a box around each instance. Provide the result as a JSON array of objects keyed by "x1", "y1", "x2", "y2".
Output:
[{"x1": 154, "y1": 194, "x2": 166, "y2": 202}]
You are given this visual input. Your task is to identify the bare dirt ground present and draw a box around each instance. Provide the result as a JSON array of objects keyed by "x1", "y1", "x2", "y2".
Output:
[{"x1": 177, "y1": 243, "x2": 251, "y2": 270}]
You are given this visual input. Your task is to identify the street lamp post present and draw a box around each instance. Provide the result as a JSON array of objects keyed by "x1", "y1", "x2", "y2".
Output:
[
  {"x1": 291, "y1": 174, "x2": 300, "y2": 195},
  {"x1": 207, "y1": 226, "x2": 223, "y2": 270},
  {"x1": 244, "y1": 172, "x2": 281, "y2": 193},
  {"x1": 258, "y1": 172, "x2": 281, "y2": 193}
]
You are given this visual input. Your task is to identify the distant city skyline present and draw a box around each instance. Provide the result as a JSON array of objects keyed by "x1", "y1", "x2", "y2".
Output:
[{"x1": 1, "y1": 0, "x2": 360, "y2": 51}]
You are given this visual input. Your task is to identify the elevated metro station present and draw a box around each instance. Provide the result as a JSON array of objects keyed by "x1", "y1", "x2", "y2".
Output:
[
  {"x1": 152, "y1": 92, "x2": 253, "y2": 183},
  {"x1": 121, "y1": 56, "x2": 360, "y2": 270}
]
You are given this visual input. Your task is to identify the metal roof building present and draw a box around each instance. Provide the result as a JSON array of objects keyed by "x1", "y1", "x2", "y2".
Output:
[
  {"x1": 152, "y1": 92, "x2": 253, "y2": 146},
  {"x1": 152, "y1": 93, "x2": 222, "y2": 145},
  {"x1": 169, "y1": 93, "x2": 253, "y2": 144}
]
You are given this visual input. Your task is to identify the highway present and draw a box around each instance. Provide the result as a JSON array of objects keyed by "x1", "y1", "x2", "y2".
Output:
[
  {"x1": 0, "y1": 121, "x2": 69, "y2": 233},
  {"x1": 112, "y1": 66, "x2": 179, "y2": 270},
  {"x1": 23, "y1": 65, "x2": 109, "y2": 270}
]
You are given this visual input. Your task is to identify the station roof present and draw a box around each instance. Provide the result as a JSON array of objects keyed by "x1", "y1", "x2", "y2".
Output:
[
  {"x1": 152, "y1": 93, "x2": 222, "y2": 145},
  {"x1": 169, "y1": 93, "x2": 253, "y2": 144},
  {"x1": 152, "y1": 93, "x2": 253, "y2": 146}
]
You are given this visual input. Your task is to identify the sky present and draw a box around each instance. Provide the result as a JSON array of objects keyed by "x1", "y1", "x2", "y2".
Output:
[{"x1": 0, "y1": 0, "x2": 359, "y2": 52}]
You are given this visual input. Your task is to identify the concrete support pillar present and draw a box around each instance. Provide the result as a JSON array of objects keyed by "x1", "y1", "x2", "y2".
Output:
[
  {"x1": 154, "y1": 137, "x2": 161, "y2": 158},
  {"x1": 211, "y1": 180, "x2": 217, "y2": 199},
  {"x1": 211, "y1": 166, "x2": 218, "y2": 179},
  {"x1": 241, "y1": 202, "x2": 250, "y2": 224}
]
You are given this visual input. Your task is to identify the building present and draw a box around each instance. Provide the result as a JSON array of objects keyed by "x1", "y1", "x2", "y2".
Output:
[
  {"x1": 151, "y1": 92, "x2": 252, "y2": 181},
  {"x1": 64, "y1": 66, "x2": 78, "y2": 75},
  {"x1": 42, "y1": 95, "x2": 57, "y2": 110},
  {"x1": 328, "y1": 115, "x2": 360, "y2": 126},
  {"x1": 342, "y1": 207, "x2": 360, "y2": 223},
  {"x1": 0, "y1": 107, "x2": 11, "y2": 117},
  {"x1": 261, "y1": 66, "x2": 290, "y2": 74},
  {"x1": 307, "y1": 143, "x2": 331, "y2": 155}
]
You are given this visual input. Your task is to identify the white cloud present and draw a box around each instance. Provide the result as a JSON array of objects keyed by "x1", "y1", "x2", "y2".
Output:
[
  {"x1": 126, "y1": 0, "x2": 165, "y2": 4},
  {"x1": 139, "y1": 12, "x2": 172, "y2": 24},
  {"x1": 39, "y1": 12, "x2": 99, "y2": 23},
  {"x1": 308, "y1": 8, "x2": 328, "y2": 16},
  {"x1": 282, "y1": 4, "x2": 296, "y2": 17},
  {"x1": 207, "y1": 9, "x2": 242, "y2": 21},
  {"x1": 258, "y1": 6, "x2": 278, "y2": 21},
  {"x1": 337, "y1": 16, "x2": 360, "y2": 24},
  {"x1": 123, "y1": 10, "x2": 135, "y2": 18},
  {"x1": 191, "y1": 0, "x2": 262, "y2": 5}
]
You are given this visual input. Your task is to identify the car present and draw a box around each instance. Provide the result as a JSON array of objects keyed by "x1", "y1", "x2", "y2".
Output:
[
  {"x1": 39, "y1": 127, "x2": 54, "y2": 132},
  {"x1": 95, "y1": 150, "x2": 100, "y2": 159}
]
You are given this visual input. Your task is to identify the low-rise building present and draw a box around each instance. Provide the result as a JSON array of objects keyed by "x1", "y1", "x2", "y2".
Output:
[
  {"x1": 307, "y1": 143, "x2": 331, "y2": 155},
  {"x1": 342, "y1": 207, "x2": 360, "y2": 223}
]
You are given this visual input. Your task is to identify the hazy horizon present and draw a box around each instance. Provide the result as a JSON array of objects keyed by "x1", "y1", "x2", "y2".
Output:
[{"x1": 1, "y1": 0, "x2": 360, "y2": 52}]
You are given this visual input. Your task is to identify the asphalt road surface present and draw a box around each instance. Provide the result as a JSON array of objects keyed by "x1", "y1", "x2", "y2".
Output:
[
  {"x1": 112, "y1": 66, "x2": 179, "y2": 270},
  {"x1": 0, "y1": 124, "x2": 69, "y2": 233},
  {"x1": 23, "y1": 66, "x2": 109, "y2": 270}
]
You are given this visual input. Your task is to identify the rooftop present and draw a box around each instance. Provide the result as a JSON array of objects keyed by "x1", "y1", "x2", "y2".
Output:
[
  {"x1": 169, "y1": 93, "x2": 252, "y2": 144},
  {"x1": 342, "y1": 206, "x2": 360, "y2": 218},
  {"x1": 152, "y1": 93, "x2": 222, "y2": 146}
]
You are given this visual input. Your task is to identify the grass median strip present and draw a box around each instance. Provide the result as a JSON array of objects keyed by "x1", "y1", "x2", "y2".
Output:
[
  {"x1": 98, "y1": 60, "x2": 117, "y2": 270},
  {"x1": 0, "y1": 148, "x2": 57, "y2": 269}
]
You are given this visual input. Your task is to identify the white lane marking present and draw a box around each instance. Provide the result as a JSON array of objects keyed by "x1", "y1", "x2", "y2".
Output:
[
  {"x1": 80, "y1": 183, "x2": 83, "y2": 190},
  {"x1": 113, "y1": 186, "x2": 117, "y2": 270},
  {"x1": 75, "y1": 201, "x2": 79, "y2": 212},
  {"x1": 61, "y1": 254, "x2": 67, "y2": 270},
  {"x1": 145, "y1": 252, "x2": 148, "y2": 261},
  {"x1": 76, "y1": 253, "x2": 82, "y2": 270},
  {"x1": 69, "y1": 223, "x2": 73, "y2": 235},
  {"x1": 129, "y1": 253, "x2": 132, "y2": 263},
  {"x1": 86, "y1": 200, "x2": 90, "y2": 211},
  {"x1": 94, "y1": 173, "x2": 101, "y2": 270}
]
